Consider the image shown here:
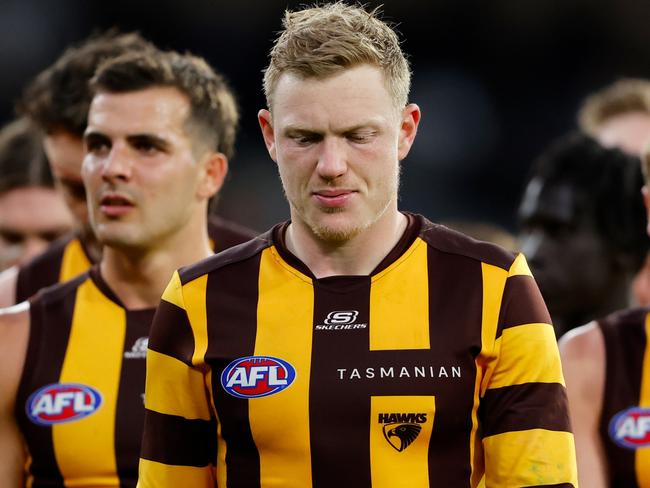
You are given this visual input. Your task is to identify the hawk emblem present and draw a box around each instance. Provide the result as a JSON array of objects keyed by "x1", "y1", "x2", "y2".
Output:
[{"x1": 383, "y1": 423, "x2": 422, "y2": 452}]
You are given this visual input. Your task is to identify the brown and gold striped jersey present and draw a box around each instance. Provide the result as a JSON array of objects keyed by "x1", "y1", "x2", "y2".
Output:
[
  {"x1": 598, "y1": 307, "x2": 650, "y2": 487},
  {"x1": 15, "y1": 266, "x2": 155, "y2": 487},
  {"x1": 16, "y1": 233, "x2": 92, "y2": 303},
  {"x1": 14, "y1": 216, "x2": 257, "y2": 304},
  {"x1": 139, "y1": 213, "x2": 577, "y2": 487}
]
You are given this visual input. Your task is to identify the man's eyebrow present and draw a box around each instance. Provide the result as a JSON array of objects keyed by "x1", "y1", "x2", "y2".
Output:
[
  {"x1": 126, "y1": 134, "x2": 171, "y2": 151},
  {"x1": 83, "y1": 130, "x2": 110, "y2": 144},
  {"x1": 283, "y1": 126, "x2": 321, "y2": 136},
  {"x1": 283, "y1": 121, "x2": 381, "y2": 136}
]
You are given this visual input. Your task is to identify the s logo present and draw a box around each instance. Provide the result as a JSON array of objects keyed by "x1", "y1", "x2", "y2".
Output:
[{"x1": 324, "y1": 311, "x2": 359, "y2": 325}]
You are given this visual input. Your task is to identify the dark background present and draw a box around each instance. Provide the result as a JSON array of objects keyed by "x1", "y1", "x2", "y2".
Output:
[{"x1": 2, "y1": 0, "x2": 650, "y2": 233}]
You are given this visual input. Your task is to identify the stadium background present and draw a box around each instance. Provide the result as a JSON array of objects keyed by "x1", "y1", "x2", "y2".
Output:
[{"x1": 1, "y1": 0, "x2": 650, "y2": 233}]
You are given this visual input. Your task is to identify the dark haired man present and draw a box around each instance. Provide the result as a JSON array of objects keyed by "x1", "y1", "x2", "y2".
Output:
[
  {"x1": 518, "y1": 133, "x2": 648, "y2": 338},
  {"x1": 139, "y1": 3, "x2": 577, "y2": 486},
  {"x1": 0, "y1": 118, "x2": 72, "y2": 270},
  {"x1": 559, "y1": 140, "x2": 650, "y2": 486},
  {"x1": 0, "y1": 31, "x2": 254, "y2": 307},
  {"x1": 0, "y1": 48, "x2": 246, "y2": 486}
]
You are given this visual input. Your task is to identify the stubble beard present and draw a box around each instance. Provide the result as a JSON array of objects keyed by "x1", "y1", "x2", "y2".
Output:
[{"x1": 283, "y1": 163, "x2": 401, "y2": 244}]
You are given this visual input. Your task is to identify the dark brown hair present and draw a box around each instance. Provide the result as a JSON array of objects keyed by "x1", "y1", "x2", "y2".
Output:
[
  {"x1": 19, "y1": 30, "x2": 155, "y2": 137},
  {"x1": 0, "y1": 118, "x2": 54, "y2": 195},
  {"x1": 91, "y1": 50, "x2": 239, "y2": 159}
]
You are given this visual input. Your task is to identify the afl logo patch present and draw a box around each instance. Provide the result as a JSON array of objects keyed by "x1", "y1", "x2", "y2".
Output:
[
  {"x1": 609, "y1": 407, "x2": 650, "y2": 449},
  {"x1": 221, "y1": 356, "x2": 296, "y2": 399},
  {"x1": 26, "y1": 383, "x2": 102, "y2": 426}
]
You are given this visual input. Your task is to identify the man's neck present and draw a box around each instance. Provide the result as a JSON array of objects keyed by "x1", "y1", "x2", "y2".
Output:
[
  {"x1": 286, "y1": 210, "x2": 408, "y2": 278},
  {"x1": 78, "y1": 225, "x2": 103, "y2": 263},
  {"x1": 99, "y1": 217, "x2": 212, "y2": 310}
]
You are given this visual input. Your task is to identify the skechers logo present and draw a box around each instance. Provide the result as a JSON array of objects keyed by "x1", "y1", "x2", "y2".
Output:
[
  {"x1": 124, "y1": 336, "x2": 148, "y2": 359},
  {"x1": 27, "y1": 383, "x2": 102, "y2": 426},
  {"x1": 325, "y1": 311, "x2": 358, "y2": 325},
  {"x1": 379, "y1": 413, "x2": 427, "y2": 452},
  {"x1": 221, "y1": 356, "x2": 296, "y2": 399},
  {"x1": 315, "y1": 310, "x2": 367, "y2": 331},
  {"x1": 609, "y1": 407, "x2": 650, "y2": 449}
]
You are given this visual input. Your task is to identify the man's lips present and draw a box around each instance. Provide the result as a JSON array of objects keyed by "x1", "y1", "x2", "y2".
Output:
[
  {"x1": 99, "y1": 192, "x2": 135, "y2": 217},
  {"x1": 312, "y1": 189, "x2": 356, "y2": 207}
]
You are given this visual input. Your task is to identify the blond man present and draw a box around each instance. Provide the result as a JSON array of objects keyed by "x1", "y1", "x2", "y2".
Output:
[{"x1": 139, "y1": 4, "x2": 577, "y2": 487}]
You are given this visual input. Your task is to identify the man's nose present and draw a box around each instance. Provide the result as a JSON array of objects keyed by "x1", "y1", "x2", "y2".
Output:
[
  {"x1": 102, "y1": 144, "x2": 133, "y2": 182},
  {"x1": 316, "y1": 138, "x2": 347, "y2": 181}
]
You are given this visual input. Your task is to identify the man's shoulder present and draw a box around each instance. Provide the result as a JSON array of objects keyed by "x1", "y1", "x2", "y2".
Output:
[
  {"x1": 15, "y1": 233, "x2": 82, "y2": 303},
  {"x1": 21, "y1": 233, "x2": 76, "y2": 271},
  {"x1": 28, "y1": 271, "x2": 90, "y2": 310},
  {"x1": 416, "y1": 215, "x2": 517, "y2": 271},
  {"x1": 178, "y1": 230, "x2": 273, "y2": 286},
  {"x1": 598, "y1": 306, "x2": 649, "y2": 329},
  {"x1": 595, "y1": 306, "x2": 649, "y2": 344}
]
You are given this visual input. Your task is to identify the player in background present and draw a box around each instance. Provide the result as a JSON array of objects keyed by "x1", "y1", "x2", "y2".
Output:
[
  {"x1": 0, "y1": 117, "x2": 72, "y2": 270},
  {"x1": 560, "y1": 139, "x2": 650, "y2": 487},
  {"x1": 0, "y1": 31, "x2": 254, "y2": 307},
  {"x1": 0, "y1": 48, "x2": 243, "y2": 486},
  {"x1": 579, "y1": 79, "x2": 650, "y2": 307},
  {"x1": 517, "y1": 133, "x2": 648, "y2": 337}
]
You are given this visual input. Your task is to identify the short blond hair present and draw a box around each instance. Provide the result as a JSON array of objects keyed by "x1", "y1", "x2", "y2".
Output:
[
  {"x1": 578, "y1": 78, "x2": 650, "y2": 135},
  {"x1": 263, "y1": 2, "x2": 411, "y2": 109}
]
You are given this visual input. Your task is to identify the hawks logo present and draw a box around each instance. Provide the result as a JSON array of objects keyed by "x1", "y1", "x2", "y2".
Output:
[
  {"x1": 27, "y1": 383, "x2": 102, "y2": 426},
  {"x1": 221, "y1": 356, "x2": 296, "y2": 399},
  {"x1": 379, "y1": 413, "x2": 428, "y2": 452},
  {"x1": 609, "y1": 407, "x2": 650, "y2": 449}
]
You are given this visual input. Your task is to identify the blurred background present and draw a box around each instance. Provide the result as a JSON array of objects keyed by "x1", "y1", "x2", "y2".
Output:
[{"x1": 2, "y1": 0, "x2": 650, "y2": 232}]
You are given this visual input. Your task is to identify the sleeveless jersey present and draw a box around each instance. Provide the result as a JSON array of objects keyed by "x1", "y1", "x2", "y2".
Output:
[
  {"x1": 16, "y1": 233, "x2": 92, "y2": 303},
  {"x1": 598, "y1": 307, "x2": 650, "y2": 487},
  {"x1": 15, "y1": 267, "x2": 154, "y2": 487},
  {"x1": 139, "y1": 213, "x2": 577, "y2": 487},
  {"x1": 14, "y1": 216, "x2": 256, "y2": 303}
]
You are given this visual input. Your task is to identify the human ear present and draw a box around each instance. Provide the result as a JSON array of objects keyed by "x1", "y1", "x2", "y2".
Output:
[
  {"x1": 397, "y1": 103, "x2": 421, "y2": 161},
  {"x1": 198, "y1": 152, "x2": 228, "y2": 199},
  {"x1": 258, "y1": 109, "x2": 277, "y2": 162}
]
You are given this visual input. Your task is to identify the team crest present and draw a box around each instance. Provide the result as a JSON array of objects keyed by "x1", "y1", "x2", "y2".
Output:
[
  {"x1": 609, "y1": 407, "x2": 650, "y2": 449},
  {"x1": 383, "y1": 423, "x2": 422, "y2": 452},
  {"x1": 221, "y1": 356, "x2": 296, "y2": 399},
  {"x1": 26, "y1": 383, "x2": 102, "y2": 426},
  {"x1": 378, "y1": 412, "x2": 428, "y2": 452}
]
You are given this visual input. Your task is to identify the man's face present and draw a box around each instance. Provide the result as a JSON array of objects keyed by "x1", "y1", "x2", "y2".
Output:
[
  {"x1": 593, "y1": 111, "x2": 650, "y2": 156},
  {"x1": 43, "y1": 131, "x2": 88, "y2": 227},
  {"x1": 0, "y1": 186, "x2": 73, "y2": 269},
  {"x1": 82, "y1": 86, "x2": 207, "y2": 250},
  {"x1": 518, "y1": 178, "x2": 614, "y2": 320},
  {"x1": 259, "y1": 64, "x2": 419, "y2": 242}
]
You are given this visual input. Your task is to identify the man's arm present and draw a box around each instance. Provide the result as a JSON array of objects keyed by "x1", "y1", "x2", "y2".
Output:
[
  {"x1": 0, "y1": 302, "x2": 30, "y2": 486},
  {"x1": 0, "y1": 266, "x2": 18, "y2": 308},
  {"x1": 480, "y1": 254, "x2": 578, "y2": 487},
  {"x1": 138, "y1": 272, "x2": 216, "y2": 487},
  {"x1": 559, "y1": 322, "x2": 608, "y2": 488}
]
